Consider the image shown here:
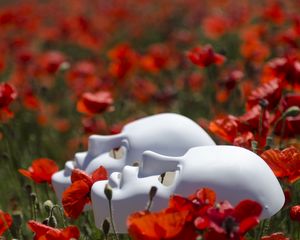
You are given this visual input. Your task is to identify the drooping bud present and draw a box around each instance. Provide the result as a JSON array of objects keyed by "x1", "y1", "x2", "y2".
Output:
[
  {"x1": 48, "y1": 215, "x2": 57, "y2": 228},
  {"x1": 283, "y1": 106, "x2": 300, "y2": 118},
  {"x1": 43, "y1": 200, "x2": 54, "y2": 214},
  {"x1": 259, "y1": 99, "x2": 269, "y2": 109},
  {"x1": 149, "y1": 186, "x2": 157, "y2": 202},
  {"x1": 104, "y1": 184, "x2": 113, "y2": 201},
  {"x1": 30, "y1": 193, "x2": 37, "y2": 204},
  {"x1": 102, "y1": 218, "x2": 110, "y2": 236}
]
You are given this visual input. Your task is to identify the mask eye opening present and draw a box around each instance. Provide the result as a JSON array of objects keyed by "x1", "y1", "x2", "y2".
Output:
[{"x1": 109, "y1": 146, "x2": 126, "y2": 160}]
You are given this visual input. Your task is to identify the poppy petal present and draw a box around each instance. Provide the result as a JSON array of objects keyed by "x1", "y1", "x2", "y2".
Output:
[
  {"x1": 31, "y1": 158, "x2": 59, "y2": 184},
  {"x1": 233, "y1": 200, "x2": 262, "y2": 222},
  {"x1": 27, "y1": 220, "x2": 54, "y2": 239},
  {"x1": 62, "y1": 180, "x2": 90, "y2": 219},
  {"x1": 238, "y1": 217, "x2": 260, "y2": 234},
  {"x1": 71, "y1": 169, "x2": 93, "y2": 186},
  {"x1": 196, "y1": 188, "x2": 216, "y2": 206},
  {"x1": 18, "y1": 169, "x2": 33, "y2": 180},
  {"x1": 127, "y1": 210, "x2": 189, "y2": 239},
  {"x1": 91, "y1": 166, "x2": 108, "y2": 183},
  {"x1": 60, "y1": 226, "x2": 80, "y2": 239},
  {"x1": 261, "y1": 149, "x2": 289, "y2": 177},
  {"x1": 0, "y1": 210, "x2": 13, "y2": 236}
]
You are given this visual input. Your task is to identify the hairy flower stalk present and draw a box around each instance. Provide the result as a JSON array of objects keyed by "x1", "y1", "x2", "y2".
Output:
[
  {"x1": 145, "y1": 186, "x2": 158, "y2": 211},
  {"x1": 104, "y1": 184, "x2": 119, "y2": 240}
]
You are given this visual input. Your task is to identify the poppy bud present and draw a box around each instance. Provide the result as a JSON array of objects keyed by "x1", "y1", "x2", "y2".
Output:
[
  {"x1": 149, "y1": 186, "x2": 158, "y2": 201},
  {"x1": 25, "y1": 184, "x2": 32, "y2": 195},
  {"x1": 102, "y1": 218, "x2": 110, "y2": 236},
  {"x1": 264, "y1": 136, "x2": 273, "y2": 150},
  {"x1": 43, "y1": 200, "x2": 54, "y2": 214},
  {"x1": 290, "y1": 205, "x2": 300, "y2": 221},
  {"x1": 251, "y1": 140, "x2": 258, "y2": 153},
  {"x1": 82, "y1": 224, "x2": 92, "y2": 237},
  {"x1": 42, "y1": 217, "x2": 49, "y2": 225},
  {"x1": 59, "y1": 62, "x2": 70, "y2": 72},
  {"x1": 104, "y1": 184, "x2": 113, "y2": 201},
  {"x1": 196, "y1": 235, "x2": 203, "y2": 240},
  {"x1": 48, "y1": 215, "x2": 57, "y2": 228},
  {"x1": 1, "y1": 152, "x2": 9, "y2": 161},
  {"x1": 30, "y1": 193, "x2": 37, "y2": 204},
  {"x1": 259, "y1": 99, "x2": 269, "y2": 108},
  {"x1": 283, "y1": 106, "x2": 300, "y2": 118},
  {"x1": 11, "y1": 211, "x2": 23, "y2": 237}
]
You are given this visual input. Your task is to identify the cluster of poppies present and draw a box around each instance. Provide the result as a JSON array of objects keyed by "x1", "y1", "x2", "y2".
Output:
[{"x1": 0, "y1": 0, "x2": 300, "y2": 239}]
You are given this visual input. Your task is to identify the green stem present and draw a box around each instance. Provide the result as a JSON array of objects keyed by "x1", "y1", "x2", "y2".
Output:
[
  {"x1": 108, "y1": 200, "x2": 119, "y2": 240},
  {"x1": 45, "y1": 183, "x2": 50, "y2": 200},
  {"x1": 258, "y1": 106, "x2": 265, "y2": 149},
  {"x1": 279, "y1": 118, "x2": 286, "y2": 149}
]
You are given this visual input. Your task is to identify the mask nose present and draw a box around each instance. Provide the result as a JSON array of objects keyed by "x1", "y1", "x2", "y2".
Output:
[{"x1": 140, "y1": 151, "x2": 181, "y2": 177}]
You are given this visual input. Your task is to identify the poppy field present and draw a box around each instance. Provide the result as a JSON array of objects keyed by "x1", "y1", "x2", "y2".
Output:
[{"x1": 0, "y1": 0, "x2": 300, "y2": 239}]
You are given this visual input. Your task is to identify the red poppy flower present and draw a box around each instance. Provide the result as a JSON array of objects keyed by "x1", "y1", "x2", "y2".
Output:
[
  {"x1": 262, "y1": 2, "x2": 285, "y2": 24},
  {"x1": 62, "y1": 166, "x2": 108, "y2": 219},
  {"x1": 240, "y1": 39, "x2": 270, "y2": 64},
  {"x1": 272, "y1": 94, "x2": 300, "y2": 138},
  {"x1": 66, "y1": 61, "x2": 99, "y2": 95},
  {"x1": 195, "y1": 199, "x2": 262, "y2": 239},
  {"x1": 239, "y1": 105, "x2": 271, "y2": 148},
  {"x1": 18, "y1": 158, "x2": 59, "y2": 184},
  {"x1": 0, "y1": 83, "x2": 17, "y2": 108},
  {"x1": 108, "y1": 43, "x2": 138, "y2": 80},
  {"x1": 261, "y1": 146, "x2": 300, "y2": 183},
  {"x1": 0, "y1": 210, "x2": 12, "y2": 236},
  {"x1": 261, "y1": 232, "x2": 290, "y2": 240},
  {"x1": 219, "y1": 70, "x2": 244, "y2": 91},
  {"x1": 23, "y1": 91, "x2": 40, "y2": 110},
  {"x1": 290, "y1": 205, "x2": 300, "y2": 222},
  {"x1": 128, "y1": 187, "x2": 261, "y2": 240},
  {"x1": 233, "y1": 131, "x2": 254, "y2": 149},
  {"x1": 187, "y1": 45, "x2": 226, "y2": 68},
  {"x1": 202, "y1": 15, "x2": 231, "y2": 39},
  {"x1": 128, "y1": 188, "x2": 216, "y2": 240},
  {"x1": 210, "y1": 104, "x2": 270, "y2": 149},
  {"x1": 262, "y1": 56, "x2": 300, "y2": 89},
  {"x1": 209, "y1": 115, "x2": 240, "y2": 143},
  {"x1": 27, "y1": 220, "x2": 80, "y2": 240},
  {"x1": 131, "y1": 79, "x2": 157, "y2": 103},
  {"x1": 246, "y1": 79, "x2": 283, "y2": 110},
  {"x1": 77, "y1": 91, "x2": 114, "y2": 115},
  {"x1": 140, "y1": 44, "x2": 171, "y2": 73},
  {"x1": 127, "y1": 210, "x2": 190, "y2": 240},
  {"x1": 39, "y1": 51, "x2": 66, "y2": 74}
]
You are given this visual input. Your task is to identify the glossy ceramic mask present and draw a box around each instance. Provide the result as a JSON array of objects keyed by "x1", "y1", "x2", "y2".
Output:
[
  {"x1": 52, "y1": 113, "x2": 216, "y2": 201},
  {"x1": 91, "y1": 145, "x2": 285, "y2": 233}
]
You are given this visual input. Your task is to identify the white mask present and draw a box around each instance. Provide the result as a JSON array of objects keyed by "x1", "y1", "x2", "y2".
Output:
[
  {"x1": 91, "y1": 145, "x2": 284, "y2": 233},
  {"x1": 52, "y1": 113, "x2": 215, "y2": 201}
]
